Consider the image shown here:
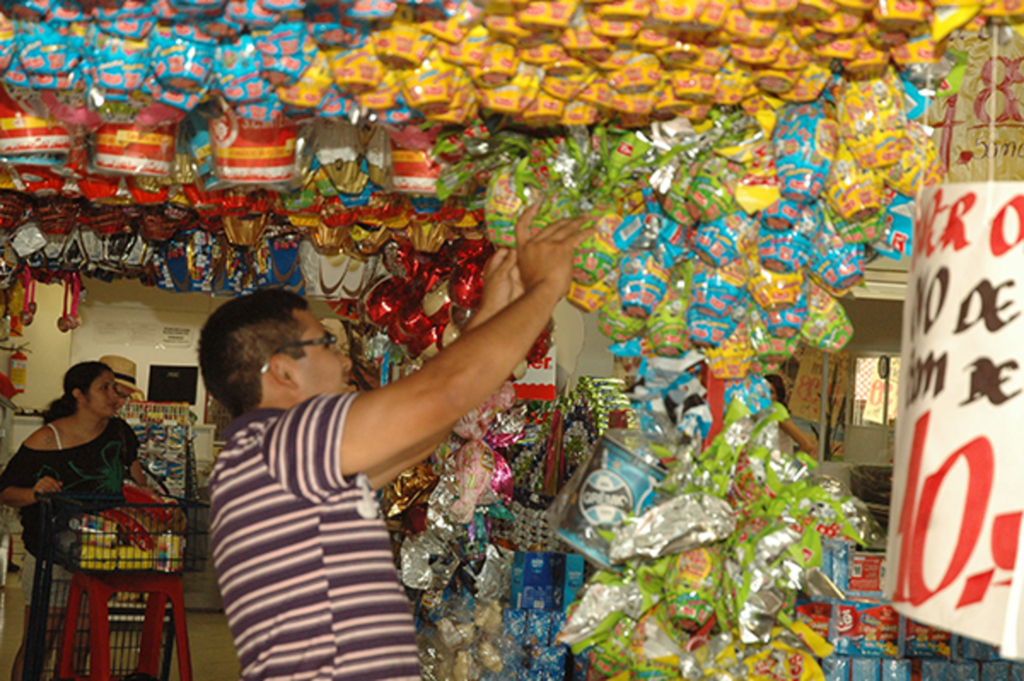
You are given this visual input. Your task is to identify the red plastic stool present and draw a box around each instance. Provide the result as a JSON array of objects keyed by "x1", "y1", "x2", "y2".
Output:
[{"x1": 58, "y1": 572, "x2": 193, "y2": 681}]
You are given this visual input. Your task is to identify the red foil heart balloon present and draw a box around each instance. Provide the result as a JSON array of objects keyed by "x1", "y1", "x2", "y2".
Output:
[
  {"x1": 365, "y1": 277, "x2": 408, "y2": 327},
  {"x1": 450, "y1": 260, "x2": 485, "y2": 309}
]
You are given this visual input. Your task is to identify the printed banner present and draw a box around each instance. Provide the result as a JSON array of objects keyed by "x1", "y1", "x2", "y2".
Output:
[{"x1": 886, "y1": 181, "x2": 1024, "y2": 653}]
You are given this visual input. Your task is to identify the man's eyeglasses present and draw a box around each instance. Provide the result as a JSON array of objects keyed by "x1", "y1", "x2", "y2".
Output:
[{"x1": 261, "y1": 333, "x2": 339, "y2": 374}]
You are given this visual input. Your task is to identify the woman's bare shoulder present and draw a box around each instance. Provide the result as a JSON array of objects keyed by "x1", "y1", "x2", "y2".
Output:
[{"x1": 22, "y1": 423, "x2": 60, "y2": 451}]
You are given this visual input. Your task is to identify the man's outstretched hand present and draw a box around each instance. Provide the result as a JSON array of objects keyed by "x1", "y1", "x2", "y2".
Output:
[{"x1": 514, "y1": 200, "x2": 594, "y2": 298}]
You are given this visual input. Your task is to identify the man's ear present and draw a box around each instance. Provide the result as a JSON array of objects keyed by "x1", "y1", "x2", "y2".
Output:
[{"x1": 263, "y1": 355, "x2": 299, "y2": 388}]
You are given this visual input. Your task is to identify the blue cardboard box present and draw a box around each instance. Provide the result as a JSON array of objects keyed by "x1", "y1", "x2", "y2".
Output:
[{"x1": 512, "y1": 552, "x2": 566, "y2": 611}]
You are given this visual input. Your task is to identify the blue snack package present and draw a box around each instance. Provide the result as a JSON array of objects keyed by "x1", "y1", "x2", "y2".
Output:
[
  {"x1": 852, "y1": 658, "x2": 880, "y2": 681},
  {"x1": 503, "y1": 609, "x2": 527, "y2": 647},
  {"x1": 923, "y1": 660, "x2": 955, "y2": 681},
  {"x1": 953, "y1": 662, "x2": 982, "y2": 681},
  {"x1": 981, "y1": 662, "x2": 1011, "y2": 681},
  {"x1": 527, "y1": 609, "x2": 553, "y2": 647},
  {"x1": 1012, "y1": 663, "x2": 1024, "y2": 681},
  {"x1": 882, "y1": 660, "x2": 911, "y2": 681},
  {"x1": 823, "y1": 655, "x2": 851, "y2": 681},
  {"x1": 830, "y1": 600, "x2": 901, "y2": 658},
  {"x1": 960, "y1": 638, "x2": 1001, "y2": 661}
]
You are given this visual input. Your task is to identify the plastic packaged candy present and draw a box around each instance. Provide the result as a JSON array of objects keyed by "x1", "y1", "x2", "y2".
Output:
[
  {"x1": 801, "y1": 282, "x2": 853, "y2": 351},
  {"x1": 725, "y1": 374, "x2": 774, "y2": 413},
  {"x1": 773, "y1": 101, "x2": 838, "y2": 204},
  {"x1": 707, "y1": 320, "x2": 753, "y2": 378},
  {"x1": 94, "y1": 1, "x2": 157, "y2": 40},
  {"x1": 618, "y1": 251, "x2": 671, "y2": 319},
  {"x1": 547, "y1": 430, "x2": 668, "y2": 568},
  {"x1": 597, "y1": 291, "x2": 647, "y2": 342},
  {"x1": 825, "y1": 141, "x2": 884, "y2": 222},
  {"x1": 209, "y1": 108, "x2": 298, "y2": 184},
  {"x1": 573, "y1": 231, "x2": 620, "y2": 286},
  {"x1": 224, "y1": 0, "x2": 281, "y2": 29},
  {"x1": 87, "y1": 29, "x2": 150, "y2": 99},
  {"x1": 0, "y1": 11, "x2": 14, "y2": 75},
  {"x1": 646, "y1": 273, "x2": 691, "y2": 358},
  {"x1": 838, "y1": 67, "x2": 907, "y2": 169},
  {"x1": 883, "y1": 120, "x2": 942, "y2": 196},
  {"x1": 255, "y1": 24, "x2": 315, "y2": 86},
  {"x1": 688, "y1": 155, "x2": 743, "y2": 223},
  {"x1": 278, "y1": 47, "x2": 332, "y2": 109},
  {"x1": 16, "y1": 19, "x2": 86, "y2": 78},
  {"x1": 761, "y1": 199, "x2": 802, "y2": 230},
  {"x1": 762, "y1": 288, "x2": 808, "y2": 337},
  {"x1": 0, "y1": 84, "x2": 70, "y2": 157},
  {"x1": 810, "y1": 221, "x2": 863, "y2": 295},
  {"x1": 91, "y1": 119, "x2": 178, "y2": 176},
  {"x1": 758, "y1": 223, "x2": 812, "y2": 272},
  {"x1": 749, "y1": 264, "x2": 805, "y2": 311},
  {"x1": 694, "y1": 213, "x2": 755, "y2": 268},
  {"x1": 217, "y1": 35, "x2": 274, "y2": 104},
  {"x1": 151, "y1": 25, "x2": 215, "y2": 93}
]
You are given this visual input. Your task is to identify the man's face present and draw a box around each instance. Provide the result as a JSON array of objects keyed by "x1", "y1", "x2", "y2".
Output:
[{"x1": 291, "y1": 309, "x2": 355, "y2": 398}]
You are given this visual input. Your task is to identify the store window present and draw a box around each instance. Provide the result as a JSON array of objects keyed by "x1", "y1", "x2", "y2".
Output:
[{"x1": 852, "y1": 356, "x2": 900, "y2": 427}]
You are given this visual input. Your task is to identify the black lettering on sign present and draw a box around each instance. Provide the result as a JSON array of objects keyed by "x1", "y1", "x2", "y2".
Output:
[
  {"x1": 908, "y1": 349, "x2": 948, "y2": 405},
  {"x1": 961, "y1": 358, "x2": 1022, "y2": 406},
  {"x1": 911, "y1": 268, "x2": 950, "y2": 343},
  {"x1": 955, "y1": 279, "x2": 1021, "y2": 334}
]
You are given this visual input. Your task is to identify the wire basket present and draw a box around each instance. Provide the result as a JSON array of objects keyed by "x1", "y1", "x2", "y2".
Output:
[{"x1": 48, "y1": 494, "x2": 209, "y2": 574}]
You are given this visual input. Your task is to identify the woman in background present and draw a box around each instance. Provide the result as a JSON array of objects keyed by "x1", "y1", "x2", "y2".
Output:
[
  {"x1": 0, "y1": 361, "x2": 144, "y2": 680},
  {"x1": 765, "y1": 373, "x2": 818, "y2": 456}
]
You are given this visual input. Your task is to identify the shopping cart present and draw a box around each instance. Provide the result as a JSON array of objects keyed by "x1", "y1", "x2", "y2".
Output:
[{"x1": 23, "y1": 493, "x2": 209, "y2": 681}]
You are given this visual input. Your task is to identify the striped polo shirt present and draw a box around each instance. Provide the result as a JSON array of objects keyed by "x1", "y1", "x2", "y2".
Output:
[{"x1": 210, "y1": 393, "x2": 422, "y2": 681}]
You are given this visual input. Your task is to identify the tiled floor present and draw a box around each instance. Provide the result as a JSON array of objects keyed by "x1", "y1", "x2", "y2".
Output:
[{"x1": 0, "y1": 548, "x2": 240, "y2": 681}]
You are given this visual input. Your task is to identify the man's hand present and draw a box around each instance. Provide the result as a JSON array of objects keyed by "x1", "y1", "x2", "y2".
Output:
[
  {"x1": 469, "y1": 248, "x2": 523, "y2": 329},
  {"x1": 514, "y1": 201, "x2": 593, "y2": 298}
]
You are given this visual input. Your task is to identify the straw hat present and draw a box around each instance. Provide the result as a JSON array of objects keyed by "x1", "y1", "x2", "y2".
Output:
[{"x1": 99, "y1": 355, "x2": 143, "y2": 398}]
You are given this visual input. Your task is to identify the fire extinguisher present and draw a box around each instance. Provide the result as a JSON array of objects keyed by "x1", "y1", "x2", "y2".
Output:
[{"x1": 9, "y1": 346, "x2": 27, "y2": 394}]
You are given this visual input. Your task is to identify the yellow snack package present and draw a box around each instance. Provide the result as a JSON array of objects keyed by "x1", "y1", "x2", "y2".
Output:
[
  {"x1": 834, "y1": 0, "x2": 874, "y2": 10},
  {"x1": 561, "y1": 25, "x2": 615, "y2": 62},
  {"x1": 844, "y1": 38, "x2": 890, "y2": 74},
  {"x1": 330, "y1": 45, "x2": 386, "y2": 94},
  {"x1": 484, "y1": 14, "x2": 533, "y2": 41},
  {"x1": 578, "y1": 77, "x2": 615, "y2": 105},
  {"x1": 791, "y1": 19, "x2": 833, "y2": 46},
  {"x1": 825, "y1": 141, "x2": 885, "y2": 221},
  {"x1": 474, "y1": 41, "x2": 519, "y2": 86},
  {"x1": 874, "y1": 0, "x2": 932, "y2": 26},
  {"x1": 636, "y1": 27, "x2": 673, "y2": 50},
  {"x1": 657, "y1": 39, "x2": 702, "y2": 67},
  {"x1": 692, "y1": 0, "x2": 731, "y2": 29},
  {"x1": 838, "y1": 66, "x2": 906, "y2": 169},
  {"x1": 652, "y1": 0, "x2": 707, "y2": 24},
  {"x1": 402, "y1": 57, "x2": 458, "y2": 115},
  {"x1": 435, "y1": 26, "x2": 490, "y2": 66},
  {"x1": 982, "y1": 0, "x2": 1024, "y2": 15},
  {"x1": 587, "y1": 14, "x2": 643, "y2": 39},
  {"x1": 731, "y1": 32, "x2": 786, "y2": 63},
  {"x1": 421, "y1": 16, "x2": 469, "y2": 43},
  {"x1": 518, "y1": 0, "x2": 578, "y2": 28},
  {"x1": 546, "y1": 55, "x2": 589, "y2": 76},
  {"x1": 542, "y1": 70, "x2": 594, "y2": 99},
  {"x1": 672, "y1": 68, "x2": 717, "y2": 99},
  {"x1": 476, "y1": 68, "x2": 541, "y2": 113},
  {"x1": 814, "y1": 8, "x2": 866, "y2": 33},
  {"x1": 595, "y1": 0, "x2": 651, "y2": 19},
  {"x1": 864, "y1": 21, "x2": 911, "y2": 49},
  {"x1": 521, "y1": 43, "x2": 572, "y2": 65},
  {"x1": 794, "y1": 0, "x2": 837, "y2": 19},
  {"x1": 609, "y1": 91, "x2": 655, "y2": 113},
  {"x1": 568, "y1": 280, "x2": 613, "y2": 312},
  {"x1": 890, "y1": 32, "x2": 943, "y2": 63},
  {"x1": 523, "y1": 91, "x2": 566, "y2": 124},
  {"x1": 706, "y1": 322, "x2": 753, "y2": 379},
  {"x1": 724, "y1": 6, "x2": 781, "y2": 44},
  {"x1": 750, "y1": 267, "x2": 805, "y2": 310},
  {"x1": 743, "y1": 0, "x2": 797, "y2": 13},
  {"x1": 608, "y1": 53, "x2": 663, "y2": 92},
  {"x1": 356, "y1": 70, "x2": 402, "y2": 110},
  {"x1": 771, "y1": 37, "x2": 812, "y2": 69},
  {"x1": 519, "y1": 29, "x2": 565, "y2": 49},
  {"x1": 778, "y1": 59, "x2": 832, "y2": 100},
  {"x1": 561, "y1": 99, "x2": 601, "y2": 124},
  {"x1": 374, "y1": 23, "x2": 433, "y2": 70},
  {"x1": 883, "y1": 120, "x2": 942, "y2": 195},
  {"x1": 817, "y1": 34, "x2": 859, "y2": 59},
  {"x1": 754, "y1": 67, "x2": 799, "y2": 93},
  {"x1": 427, "y1": 86, "x2": 478, "y2": 124},
  {"x1": 713, "y1": 60, "x2": 756, "y2": 103},
  {"x1": 690, "y1": 44, "x2": 732, "y2": 71}
]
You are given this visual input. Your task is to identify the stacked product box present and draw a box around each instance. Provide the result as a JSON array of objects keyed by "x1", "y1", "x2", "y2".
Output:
[
  {"x1": 502, "y1": 551, "x2": 587, "y2": 681},
  {"x1": 813, "y1": 541, "x2": 1024, "y2": 680}
]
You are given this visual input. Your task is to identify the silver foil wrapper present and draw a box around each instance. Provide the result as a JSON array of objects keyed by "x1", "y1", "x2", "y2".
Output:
[
  {"x1": 557, "y1": 581, "x2": 646, "y2": 646},
  {"x1": 472, "y1": 544, "x2": 513, "y2": 602},
  {"x1": 609, "y1": 493, "x2": 736, "y2": 563}
]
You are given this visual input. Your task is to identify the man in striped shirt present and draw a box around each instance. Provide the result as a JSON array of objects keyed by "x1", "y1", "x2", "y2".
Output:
[{"x1": 198, "y1": 205, "x2": 592, "y2": 680}]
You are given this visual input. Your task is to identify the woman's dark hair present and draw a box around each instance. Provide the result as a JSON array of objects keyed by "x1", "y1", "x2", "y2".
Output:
[
  {"x1": 42, "y1": 362, "x2": 113, "y2": 423},
  {"x1": 765, "y1": 374, "x2": 787, "y2": 406}
]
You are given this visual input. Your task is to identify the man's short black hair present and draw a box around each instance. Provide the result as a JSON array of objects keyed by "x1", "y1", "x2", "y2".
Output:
[{"x1": 199, "y1": 289, "x2": 309, "y2": 418}]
